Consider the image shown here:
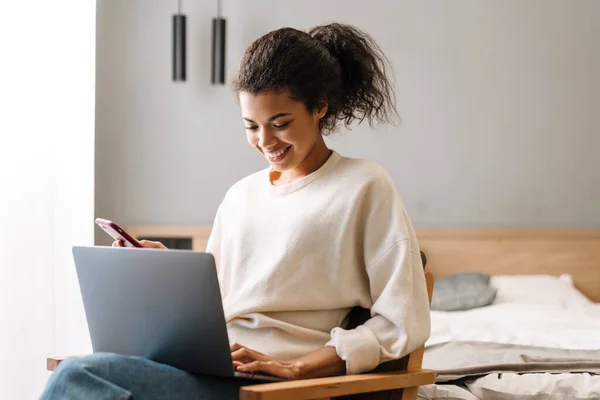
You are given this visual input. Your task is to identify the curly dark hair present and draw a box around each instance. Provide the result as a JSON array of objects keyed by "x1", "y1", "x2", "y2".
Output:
[{"x1": 232, "y1": 23, "x2": 398, "y2": 135}]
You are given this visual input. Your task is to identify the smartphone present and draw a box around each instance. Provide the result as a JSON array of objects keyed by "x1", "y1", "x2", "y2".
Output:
[{"x1": 95, "y1": 218, "x2": 143, "y2": 248}]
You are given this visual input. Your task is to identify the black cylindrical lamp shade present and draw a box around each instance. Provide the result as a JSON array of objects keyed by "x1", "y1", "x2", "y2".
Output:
[
  {"x1": 212, "y1": 18, "x2": 226, "y2": 84},
  {"x1": 173, "y1": 15, "x2": 186, "y2": 81}
]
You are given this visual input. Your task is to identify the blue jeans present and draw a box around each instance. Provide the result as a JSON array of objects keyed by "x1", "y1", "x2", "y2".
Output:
[{"x1": 39, "y1": 352, "x2": 264, "y2": 400}]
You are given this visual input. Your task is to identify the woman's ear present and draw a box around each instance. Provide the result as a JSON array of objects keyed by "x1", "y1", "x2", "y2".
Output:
[{"x1": 316, "y1": 101, "x2": 328, "y2": 119}]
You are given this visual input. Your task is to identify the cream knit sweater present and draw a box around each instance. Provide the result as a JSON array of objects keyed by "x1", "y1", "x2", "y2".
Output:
[{"x1": 206, "y1": 151, "x2": 431, "y2": 374}]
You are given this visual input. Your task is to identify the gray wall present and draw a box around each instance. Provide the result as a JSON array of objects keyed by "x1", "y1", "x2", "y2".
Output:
[{"x1": 95, "y1": 0, "x2": 600, "y2": 245}]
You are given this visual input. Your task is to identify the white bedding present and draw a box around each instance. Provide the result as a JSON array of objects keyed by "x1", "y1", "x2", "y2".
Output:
[
  {"x1": 420, "y1": 276, "x2": 600, "y2": 400},
  {"x1": 428, "y1": 302, "x2": 600, "y2": 350},
  {"x1": 418, "y1": 383, "x2": 480, "y2": 400},
  {"x1": 466, "y1": 372, "x2": 600, "y2": 400},
  {"x1": 418, "y1": 374, "x2": 600, "y2": 400}
]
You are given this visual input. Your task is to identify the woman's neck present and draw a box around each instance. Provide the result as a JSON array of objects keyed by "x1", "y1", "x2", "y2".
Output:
[{"x1": 271, "y1": 138, "x2": 331, "y2": 186}]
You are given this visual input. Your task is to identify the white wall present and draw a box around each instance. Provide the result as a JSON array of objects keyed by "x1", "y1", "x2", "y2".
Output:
[
  {"x1": 95, "y1": 0, "x2": 600, "y2": 245},
  {"x1": 0, "y1": 1, "x2": 95, "y2": 398}
]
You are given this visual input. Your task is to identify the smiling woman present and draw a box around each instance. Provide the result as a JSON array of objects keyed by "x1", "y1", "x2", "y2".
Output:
[{"x1": 210, "y1": 22, "x2": 429, "y2": 381}]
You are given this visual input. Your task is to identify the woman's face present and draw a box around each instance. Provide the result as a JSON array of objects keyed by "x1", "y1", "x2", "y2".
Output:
[{"x1": 239, "y1": 90, "x2": 327, "y2": 174}]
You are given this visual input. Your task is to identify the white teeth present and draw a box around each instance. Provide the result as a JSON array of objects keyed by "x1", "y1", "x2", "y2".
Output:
[{"x1": 267, "y1": 147, "x2": 288, "y2": 158}]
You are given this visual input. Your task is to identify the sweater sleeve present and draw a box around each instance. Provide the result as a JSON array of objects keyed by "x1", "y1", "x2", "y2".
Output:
[{"x1": 325, "y1": 174, "x2": 431, "y2": 375}]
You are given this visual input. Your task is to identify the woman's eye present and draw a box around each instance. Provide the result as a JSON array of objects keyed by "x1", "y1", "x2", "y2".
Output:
[
  {"x1": 245, "y1": 126, "x2": 259, "y2": 131},
  {"x1": 273, "y1": 121, "x2": 290, "y2": 129}
]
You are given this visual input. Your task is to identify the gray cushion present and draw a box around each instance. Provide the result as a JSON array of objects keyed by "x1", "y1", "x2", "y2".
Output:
[{"x1": 431, "y1": 273, "x2": 497, "y2": 311}]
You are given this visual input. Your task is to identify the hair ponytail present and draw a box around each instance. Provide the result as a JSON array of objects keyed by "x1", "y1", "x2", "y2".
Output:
[
  {"x1": 233, "y1": 23, "x2": 398, "y2": 134},
  {"x1": 309, "y1": 24, "x2": 397, "y2": 130}
]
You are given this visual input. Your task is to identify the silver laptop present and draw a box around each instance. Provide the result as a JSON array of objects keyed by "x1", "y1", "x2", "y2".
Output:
[{"x1": 72, "y1": 246, "x2": 282, "y2": 382}]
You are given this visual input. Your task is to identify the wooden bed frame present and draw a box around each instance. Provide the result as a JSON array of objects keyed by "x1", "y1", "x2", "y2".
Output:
[
  {"x1": 417, "y1": 229, "x2": 600, "y2": 303},
  {"x1": 127, "y1": 226, "x2": 600, "y2": 302}
]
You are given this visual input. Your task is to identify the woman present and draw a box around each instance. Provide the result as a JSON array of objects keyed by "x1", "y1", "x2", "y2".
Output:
[{"x1": 41, "y1": 23, "x2": 430, "y2": 400}]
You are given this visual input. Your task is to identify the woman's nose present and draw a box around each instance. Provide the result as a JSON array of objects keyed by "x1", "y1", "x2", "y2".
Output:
[{"x1": 257, "y1": 128, "x2": 276, "y2": 148}]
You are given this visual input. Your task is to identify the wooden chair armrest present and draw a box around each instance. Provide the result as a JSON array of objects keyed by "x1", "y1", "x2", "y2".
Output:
[
  {"x1": 47, "y1": 356, "x2": 81, "y2": 371},
  {"x1": 49, "y1": 356, "x2": 435, "y2": 400},
  {"x1": 239, "y1": 369, "x2": 436, "y2": 400}
]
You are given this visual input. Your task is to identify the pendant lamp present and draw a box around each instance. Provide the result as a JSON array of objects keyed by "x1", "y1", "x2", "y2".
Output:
[
  {"x1": 172, "y1": 0, "x2": 186, "y2": 81},
  {"x1": 212, "y1": 0, "x2": 226, "y2": 84}
]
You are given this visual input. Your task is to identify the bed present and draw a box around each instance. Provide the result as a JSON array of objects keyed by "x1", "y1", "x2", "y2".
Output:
[{"x1": 416, "y1": 229, "x2": 600, "y2": 400}]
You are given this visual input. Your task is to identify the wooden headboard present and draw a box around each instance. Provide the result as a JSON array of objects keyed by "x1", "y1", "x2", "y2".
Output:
[
  {"x1": 417, "y1": 229, "x2": 600, "y2": 303},
  {"x1": 127, "y1": 226, "x2": 600, "y2": 303}
]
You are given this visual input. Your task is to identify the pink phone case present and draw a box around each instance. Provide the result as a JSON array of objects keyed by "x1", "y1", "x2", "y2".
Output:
[{"x1": 95, "y1": 218, "x2": 143, "y2": 248}]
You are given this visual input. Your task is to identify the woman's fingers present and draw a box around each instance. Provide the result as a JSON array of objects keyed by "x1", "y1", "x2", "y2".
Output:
[
  {"x1": 230, "y1": 343, "x2": 298, "y2": 380},
  {"x1": 230, "y1": 342, "x2": 267, "y2": 357},
  {"x1": 112, "y1": 239, "x2": 166, "y2": 249},
  {"x1": 236, "y1": 360, "x2": 297, "y2": 380},
  {"x1": 231, "y1": 343, "x2": 271, "y2": 364},
  {"x1": 230, "y1": 342, "x2": 244, "y2": 352},
  {"x1": 231, "y1": 348, "x2": 248, "y2": 362},
  {"x1": 231, "y1": 347, "x2": 268, "y2": 363},
  {"x1": 139, "y1": 240, "x2": 167, "y2": 249}
]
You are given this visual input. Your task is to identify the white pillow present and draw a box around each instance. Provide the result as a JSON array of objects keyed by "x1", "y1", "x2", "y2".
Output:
[{"x1": 490, "y1": 274, "x2": 592, "y2": 308}]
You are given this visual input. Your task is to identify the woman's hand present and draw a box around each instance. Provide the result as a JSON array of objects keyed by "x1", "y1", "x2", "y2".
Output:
[
  {"x1": 112, "y1": 239, "x2": 167, "y2": 249},
  {"x1": 231, "y1": 343, "x2": 301, "y2": 380}
]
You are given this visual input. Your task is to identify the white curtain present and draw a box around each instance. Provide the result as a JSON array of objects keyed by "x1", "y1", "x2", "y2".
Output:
[{"x1": 0, "y1": 1, "x2": 96, "y2": 398}]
